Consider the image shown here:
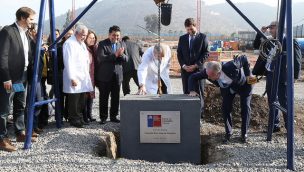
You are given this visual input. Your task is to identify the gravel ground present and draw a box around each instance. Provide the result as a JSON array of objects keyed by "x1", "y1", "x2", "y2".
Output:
[{"x1": 0, "y1": 77, "x2": 303, "y2": 172}]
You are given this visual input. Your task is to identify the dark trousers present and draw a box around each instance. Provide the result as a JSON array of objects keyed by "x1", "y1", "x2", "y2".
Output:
[
  {"x1": 159, "y1": 79, "x2": 168, "y2": 94},
  {"x1": 25, "y1": 82, "x2": 43, "y2": 129},
  {"x1": 266, "y1": 72, "x2": 287, "y2": 129},
  {"x1": 38, "y1": 77, "x2": 49, "y2": 128},
  {"x1": 220, "y1": 83, "x2": 252, "y2": 137},
  {"x1": 181, "y1": 71, "x2": 196, "y2": 94},
  {"x1": 0, "y1": 72, "x2": 27, "y2": 139},
  {"x1": 49, "y1": 72, "x2": 68, "y2": 120},
  {"x1": 122, "y1": 70, "x2": 139, "y2": 95},
  {"x1": 66, "y1": 93, "x2": 86, "y2": 124},
  {"x1": 96, "y1": 75, "x2": 121, "y2": 120},
  {"x1": 183, "y1": 70, "x2": 205, "y2": 117},
  {"x1": 83, "y1": 95, "x2": 94, "y2": 122}
]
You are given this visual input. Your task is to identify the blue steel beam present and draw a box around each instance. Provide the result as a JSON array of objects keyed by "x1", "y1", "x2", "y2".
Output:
[
  {"x1": 286, "y1": 0, "x2": 295, "y2": 170},
  {"x1": 49, "y1": 0, "x2": 98, "y2": 49},
  {"x1": 225, "y1": 0, "x2": 268, "y2": 40},
  {"x1": 49, "y1": 0, "x2": 62, "y2": 128},
  {"x1": 24, "y1": 0, "x2": 47, "y2": 149},
  {"x1": 34, "y1": 98, "x2": 57, "y2": 107},
  {"x1": 267, "y1": 0, "x2": 287, "y2": 142},
  {"x1": 24, "y1": 0, "x2": 98, "y2": 149},
  {"x1": 224, "y1": 0, "x2": 295, "y2": 169}
]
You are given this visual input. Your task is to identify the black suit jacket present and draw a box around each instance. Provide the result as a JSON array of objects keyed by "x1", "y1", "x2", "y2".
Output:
[
  {"x1": 188, "y1": 55, "x2": 251, "y2": 92},
  {"x1": 0, "y1": 23, "x2": 32, "y2": 83},
  {"x1": 122, "y1": 40, "x2": 143, "y2": 73},
  {"x1": 95, "y1": 38, "x2": 128, "y2": 84},
  {"x1": 177, "y1": 32, "x2": 209, "y2": 70}
]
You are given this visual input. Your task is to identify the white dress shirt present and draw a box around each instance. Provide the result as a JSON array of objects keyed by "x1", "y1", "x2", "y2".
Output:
[
  {"x1": 15, "y1": 22, "x2": 29, "y2": 70},
  {"x1": 217, "y1": 71, "x2": 233, "y2": 88}
]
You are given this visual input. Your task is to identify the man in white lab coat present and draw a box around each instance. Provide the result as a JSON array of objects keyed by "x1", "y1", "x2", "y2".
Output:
[
  {"x1": 137, "y1": 44, "x2": 172, "y2": 95},
  {"x1": 63, "y1": 24, "x2": 93, "y2": 128}
]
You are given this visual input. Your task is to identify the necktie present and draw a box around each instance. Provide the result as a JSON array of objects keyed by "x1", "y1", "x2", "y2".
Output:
[
  {"x1": 189, "y1": 35, "x2": 195, "y2": 57},
  {"x1": 189, "y1": 35, "x2": 194, "y2": 50},
  {"x1": 112, "y1": 43, "x2": 117, "y2": 53}
]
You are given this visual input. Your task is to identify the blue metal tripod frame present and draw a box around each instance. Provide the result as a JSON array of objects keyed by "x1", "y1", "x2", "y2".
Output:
[{"x1": 226, "y1": 0, "x2": 294, "y2": 170}]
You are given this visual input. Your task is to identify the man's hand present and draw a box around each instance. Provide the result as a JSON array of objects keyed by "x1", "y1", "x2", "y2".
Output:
[
  {"x1": 71, "y1": 79, "x2": 77, "y2": 87},
  {"x1": 42, "y1": 44, "x2": 48, "y2": 51},
  {"x1": 115, "y1": 47, "x2": 125, "y2": 58},
  {"x1": 247, "y1": 76, "x2": 257, "y2": 85},
  {"x1": 183, "y1": 65, "x2": 198, "y2": 73},
  {"x1": 189, "y1": 64, "x2": 198, "y2": 72},
  {"x1": 136, "y1": 85, "x2": 147, "y2": 95},
  {"x1": 183, "y1": 65, "x2": 193, "y2": 72},
  {"x1": 261, "y1": 26, "x2": 268, "y2": 33},
  {"x1": 189, "y1": 91, "x2": 198, "y2": 97},
  {"x1": 3, "y1": 81, "x2": 12, "y2": 92}
]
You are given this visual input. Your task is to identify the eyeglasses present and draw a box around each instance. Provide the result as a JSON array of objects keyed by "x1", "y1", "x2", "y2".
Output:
[{"x1": 268, "y1": 25, "x2": 277, "y2": 29}]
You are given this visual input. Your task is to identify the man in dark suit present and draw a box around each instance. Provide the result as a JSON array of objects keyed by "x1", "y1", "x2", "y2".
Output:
[
  {"x1": 121, "y1": 36, "x2": 144, "y2": 95},
  {"x1": 95, "y1": 25, "x2": 128, "y2": 124},
  {"x1": 177, "y1": 18, "x2": 209, "y2": 94},
  {"x1": 188, "y1": 55, "x2": 255, "y2": 143},
  {"x1": 0, "y1": 7, "x2": 37, "y2": 152}
]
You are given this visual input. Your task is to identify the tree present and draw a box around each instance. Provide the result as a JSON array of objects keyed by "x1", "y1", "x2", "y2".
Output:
[
  {"x1": 63, "y1": 10, "x2": 72, "y2": 30},
  {"x1": 144, "y1": 14, "x2": 158, "y2": 33}
]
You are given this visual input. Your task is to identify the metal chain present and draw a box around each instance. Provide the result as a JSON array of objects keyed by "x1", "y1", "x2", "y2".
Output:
[
  {"x1": 158, "y1": 3, "x2": 161, "y2": 46},
  {"x1": 157, "y1": 3, "x2": 162, "y2": 95}
]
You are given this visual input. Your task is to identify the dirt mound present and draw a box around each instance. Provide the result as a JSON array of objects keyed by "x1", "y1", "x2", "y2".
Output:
[{"x1": 203, "y1": 84, "x2": 269, "y2": 131}]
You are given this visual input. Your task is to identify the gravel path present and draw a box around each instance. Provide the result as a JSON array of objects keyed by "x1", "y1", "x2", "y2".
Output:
[{"x1": 0, "y1": 78, "x2": 303, "y2": 172}]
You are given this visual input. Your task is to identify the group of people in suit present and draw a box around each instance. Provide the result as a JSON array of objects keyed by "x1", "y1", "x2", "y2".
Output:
[{"x1": 0, "y1": 5, "x2": 299, "y2": 153}]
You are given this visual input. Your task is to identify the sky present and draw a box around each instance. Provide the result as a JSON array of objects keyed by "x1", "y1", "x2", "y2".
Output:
[
  {"x1": 204, "y1": 0, "x2": 304, "y2": 6},
  {"x1": 0, "y1": 0, "x2": 304, "y2": 26},
  {"x1": 0, "y1": 0, "x2": 93, "y2": 26}
]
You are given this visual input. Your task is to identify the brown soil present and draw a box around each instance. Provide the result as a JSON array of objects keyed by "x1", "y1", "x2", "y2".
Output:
[{"x1": 203, "y1": 84, "x2": 304, "y2": 134}]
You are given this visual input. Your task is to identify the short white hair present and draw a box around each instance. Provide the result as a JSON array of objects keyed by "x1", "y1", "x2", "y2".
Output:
[
  {"x1": 206, "y1": 61, "x2": 222, "y2": 73},
  {"x1": 153, "y1": 44, "x2": 167, "y2": 57},
  {"x1": 75, "y1": 24, "x2": 88, "y2": 34}
]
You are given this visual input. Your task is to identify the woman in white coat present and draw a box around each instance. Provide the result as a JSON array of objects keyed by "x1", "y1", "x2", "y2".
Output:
[{"x1": 137, "y1": 44, "x2": 172, "y2": 95}]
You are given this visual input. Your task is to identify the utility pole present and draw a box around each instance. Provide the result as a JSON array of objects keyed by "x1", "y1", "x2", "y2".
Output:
[
  {"x1": 197, "y1": 0, "x2": 201, "y2": 32},
  {"x1": 71, "y1": 0, "x2": 76, "y2": 21}
]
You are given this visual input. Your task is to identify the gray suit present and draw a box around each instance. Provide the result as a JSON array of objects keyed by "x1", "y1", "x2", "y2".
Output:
[
  {"x1": 0, "y1": 23, "x2": 32, "y2": 139},
  {"x1": 122, "y1": 40, "x2": 143, "y2": 95}
]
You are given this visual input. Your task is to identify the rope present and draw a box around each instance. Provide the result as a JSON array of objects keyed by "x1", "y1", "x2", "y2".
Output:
[
  {"x1": 275, "y1": 0, "x2": 280, "y2": 38},
  {"x1": 157, "y1": 2, "x2": 162, "y2": 95}
]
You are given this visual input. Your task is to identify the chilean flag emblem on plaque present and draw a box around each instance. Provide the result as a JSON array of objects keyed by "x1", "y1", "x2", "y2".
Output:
[{"x1": 147, "y1": 115, "x2": 162, "y2": 127}]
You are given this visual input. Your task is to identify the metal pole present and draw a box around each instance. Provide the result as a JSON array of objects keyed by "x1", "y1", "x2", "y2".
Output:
[
  {"x1": 157, "y1": 3, "x2": 162, "y2": 95},
  {"x1": 49, "y1": 0, "x2": 98, "y2": 49},
  {"x1": 49, "y1": 0, "x2": 62, "y2": 128},
  {"x1": 301, "y1": 24, "x2": 304, "y2": 38},
  {"x1": 225, "y1": 0, "x2": 268, "y2": 40},
  {"x1": 24, "y1": 0, "x2": 47, "y2": 149},
  {"x1": 286, "y1": 0, "x2": 295, "y2": 169},
  {"x1": 267, "y1": 0, "x2": 286, "y2": 141}
]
